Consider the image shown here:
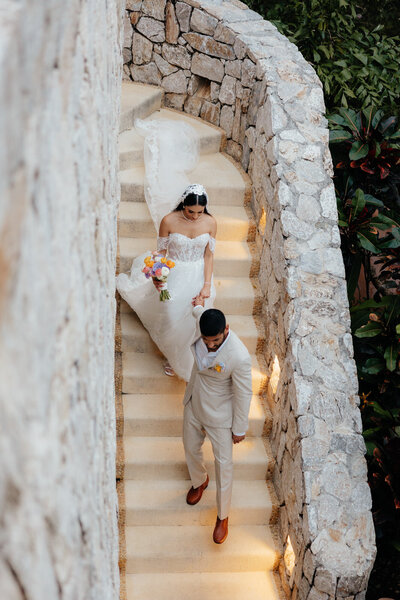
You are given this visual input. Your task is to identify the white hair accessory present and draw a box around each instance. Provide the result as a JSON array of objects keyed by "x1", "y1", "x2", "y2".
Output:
[{"x1": 181, "y1": 183, "x2": 209, "y2": 204}]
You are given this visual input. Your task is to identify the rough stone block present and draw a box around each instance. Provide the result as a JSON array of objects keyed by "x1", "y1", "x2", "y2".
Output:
[
  {"x1": 132, "y1": 32, "x2": 153, "y2": 65},
  {"x1": 161, "y1": 70, "x2": 188, "y2": 93},
  {"x1": 162, "y1": 43, "x2": 191, "y2": 69},
  {"x1": 130, "y1": 61, "x2": 162, "y2": 85},
  {"x1": 191, "y1": 52, "x2": 224, "y2": 82},
  {"x1": 176, "y1": 2, "x2": 192, "y2": 32},
  {"x1": 166, "y1": 2, "x2": 180, "y2": 44},
  {"x1": 153, "y1": 52, "x2": 178, "y2": 76},
  {"x1": 190, "y1": 8, "x2": 218, "y2": 35},
  {"x1": 183, "y1": 32, "x2": 235, "y2": 60},
  {"x1": 142, "y1": 0, "x2": 166, "y2": 21},
  {"x1": 200, "y1": 100, "x2": 220, "y2": 126},
  {"x1": 137, "y1": 16, "x2": 166, "y2": 42},
  {"x1": 219, "y1": 74, "x2": 236, "y2": 105}
]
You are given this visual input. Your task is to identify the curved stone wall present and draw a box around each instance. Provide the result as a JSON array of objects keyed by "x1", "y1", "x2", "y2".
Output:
[
  {"x1": 0, "y1": 2, "x2": 123, "y2": 598},
  {"x1": 124, "y1": 1, "x2": 376, "y2": 598}
]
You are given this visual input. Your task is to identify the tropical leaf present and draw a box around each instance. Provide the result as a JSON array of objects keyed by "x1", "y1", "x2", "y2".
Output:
[
  {"x1": 357, "y1": 232, "x2": 380, "y2": 253},
  {"x1": 347, "y1": 253, "x2": 362, "y2": 301},
  {"x1": 384, "y1": 345, "x2": 398, "y2": 371},
  {"x1": 329, "y1": 129, "x2": 353, "y2": 143},
  {"x1": 352, "y1": 188, "x2": 366, "y2": 216},
  {"x1": 349, "y1": 140, "x2": 369, "y2": 160},
  {"x1": 327, "y1": 113, "x2": 348, "y2": 127},
  {"x1": 363, "y1": 357, "x2": 386, "y2": 374},
  {"x1": 355, "y1": 321, "x2": 383, "y2": 337}
]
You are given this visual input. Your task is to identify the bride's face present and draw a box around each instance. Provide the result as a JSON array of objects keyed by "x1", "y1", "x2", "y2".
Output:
[{"x1": 182, "y1": 204, "x2": 204, "y2": 221}]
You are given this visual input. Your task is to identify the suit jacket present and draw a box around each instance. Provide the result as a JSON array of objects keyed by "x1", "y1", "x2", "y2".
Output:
[{"x1": 183, "y1": 306, "x2": 253, "y2": 434}]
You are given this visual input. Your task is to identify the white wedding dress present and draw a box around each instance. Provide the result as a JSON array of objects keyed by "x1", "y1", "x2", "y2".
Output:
[
  {"x1": 117, "y1": 233, "x2": 216, "y2": 381},
  {"x1": 116, "y1": 117, "x2": 216, "y2": 381}
]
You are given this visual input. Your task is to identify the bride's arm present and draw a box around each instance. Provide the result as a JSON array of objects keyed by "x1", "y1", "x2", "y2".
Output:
[
  {"x1": 157, "y1": 216, "x2": 170, "y2": 257},
  {"x1": 153, "y1": 217, "x2": 170, "y2": 290},
  {"x1": 199, "y1": 218, "x2": 217, "y2": 300}
]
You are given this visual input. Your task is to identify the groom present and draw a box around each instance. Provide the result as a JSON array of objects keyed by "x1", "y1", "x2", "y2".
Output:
[{"x1": 183, "y1": 298, "x2": 253, "y2": 544}]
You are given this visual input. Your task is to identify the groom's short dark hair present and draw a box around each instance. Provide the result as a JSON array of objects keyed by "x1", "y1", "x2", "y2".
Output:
[{"x1": 199, "y1": 309, "x2": 226, "y2": 336}]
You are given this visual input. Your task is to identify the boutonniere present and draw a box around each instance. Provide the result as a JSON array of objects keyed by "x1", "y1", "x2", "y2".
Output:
[{"x1": 212, "y1": 362, "x2": 226, "y2": 373}]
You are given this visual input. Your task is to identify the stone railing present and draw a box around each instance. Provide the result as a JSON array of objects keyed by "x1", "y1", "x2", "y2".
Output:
[{"x1": 123, "y1": 1, "x2": 376, "y2": 598}]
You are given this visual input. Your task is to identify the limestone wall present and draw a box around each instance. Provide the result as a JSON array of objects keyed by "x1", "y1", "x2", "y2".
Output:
[
  {"x1": 124, "y1": 1, "x2": 376, "y2": 598},
  {"x1": 0, "y1": 2, "x2": 123, "y2": 598}
]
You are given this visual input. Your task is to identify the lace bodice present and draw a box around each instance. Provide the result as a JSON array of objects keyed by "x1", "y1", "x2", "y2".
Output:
[{"x1": 158, "y1": 233, "x2": 215, "y2": 262}]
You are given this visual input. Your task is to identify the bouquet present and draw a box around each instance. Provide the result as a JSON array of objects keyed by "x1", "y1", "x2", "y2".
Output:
[{"x1": 142, "y1": 252, "x2": 175, "y2": 301}]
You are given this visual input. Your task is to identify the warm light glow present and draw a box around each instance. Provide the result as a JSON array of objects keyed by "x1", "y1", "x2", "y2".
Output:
[
  {"x1": 284, "y1": 535, "x2": 296, "y2": 580},
  {"x1": 259, "y1": 207, "x2": 266, "y2": 236},
  {"x1": 269, "y1": 354, "x2": 281, "y2": 395}
]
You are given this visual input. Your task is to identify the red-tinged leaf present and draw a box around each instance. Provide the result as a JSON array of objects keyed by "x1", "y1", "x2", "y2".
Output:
[
  {"x1": 350, "y1": 161, "x2": 359, "y2": 168},
  {"x1": 336, "y1": 161, "x2": 346, "y2": 168},
  {"x1": 378, "y1": 165, "x2": 390, "y2": 179},
  {"x1": 360, "y1": 163, "x2": 375, "y2": 174}
]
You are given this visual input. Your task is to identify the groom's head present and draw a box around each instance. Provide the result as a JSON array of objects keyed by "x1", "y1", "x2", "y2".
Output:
[{"x1": 199, "y1": 309, "x2": 229, "y2": 352}]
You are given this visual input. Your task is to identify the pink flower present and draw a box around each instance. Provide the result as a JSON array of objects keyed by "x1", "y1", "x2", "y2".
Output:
[
  {"x1": 155, "y1": 268, "x2": 162, "y2": 277},
  {"x1": 142, "y1": 266, "x2": 150, "y2": 274}
]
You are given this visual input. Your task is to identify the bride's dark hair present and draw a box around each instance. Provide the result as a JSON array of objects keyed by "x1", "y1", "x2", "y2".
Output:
[{"x1": 174, "y1": 192, "x2": 210, "y2": 214}]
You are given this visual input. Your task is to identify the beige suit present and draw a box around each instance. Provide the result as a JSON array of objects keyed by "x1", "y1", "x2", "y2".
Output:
[{"x1": 183, "y1": 307, "x2": 253, "y2": 519}]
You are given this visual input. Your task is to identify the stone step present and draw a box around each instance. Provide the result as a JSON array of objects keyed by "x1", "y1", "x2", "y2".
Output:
[
  {"x1": 126, "y1": 571, "x2": 280, "y2": 600},
  {"x1": 120, "y1": 82, "x2": 163, "y2": 133},
  {"x1": 121, "y1": 435, "x2": 273, "y2": 481},
  {"x1": 123, "y1": 480, "x2": 274, "y2": 526},
  {"x1": 119, "y1": 275, "x2": 258, "y2": 317},
  {"x1": 119, "y1": 108, "x2": 222, "y2": 169},
  {"x1": 125, "y1": 525, "x2": 278, "y2": 573},
  {"x1": 120, "y1": 312, "x2": 264, "y2": 355},
  {"x1": 119, "y1": 153, "x2": 246, "y2": 206},
  {"x1": 122, "y1": 393, "x2": 268, "y2": 438},
  {"x1": 118, "y1": 201, "x2": 252, "y2": 241},
  {"x1": 119, "y1": 237, "x2": 255, "y2": 277},
  {"x1": 122, "y1": 352, "x2": 265, "y2": 395}
]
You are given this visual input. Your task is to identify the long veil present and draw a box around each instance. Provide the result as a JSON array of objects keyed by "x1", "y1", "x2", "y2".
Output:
[{"x1": 135, "y1": 118, "x2": 199, "y2": 232}]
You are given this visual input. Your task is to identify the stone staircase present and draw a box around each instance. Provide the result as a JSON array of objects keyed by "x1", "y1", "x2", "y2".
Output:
[{"x1": 116, "y1": 82, "x2": 282, "y2": 600}]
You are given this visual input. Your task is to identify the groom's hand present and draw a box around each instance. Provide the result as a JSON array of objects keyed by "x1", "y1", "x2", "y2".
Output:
[
  {"x1": 232, "y1": 433, "x2": 245, "y2": 444},
  {"x1": 192, "y1": 295, "x2": 205, "y2": 307}
]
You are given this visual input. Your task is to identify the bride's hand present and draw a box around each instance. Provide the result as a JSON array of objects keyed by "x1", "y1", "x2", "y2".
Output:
[
  {"x1": 199, "y1": 283, "x2": 211, "y2": 299},
  {"x1": 152, "y1": 279, "x2": 163, "y2": 291}
]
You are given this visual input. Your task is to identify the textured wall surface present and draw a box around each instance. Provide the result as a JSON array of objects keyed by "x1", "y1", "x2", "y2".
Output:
[
  {"x1": 124, "y1": 1, "x2": 376, "y2": 599},
  {"x1": 0, "y1": 1, "x2": 123, "y2": 599}
]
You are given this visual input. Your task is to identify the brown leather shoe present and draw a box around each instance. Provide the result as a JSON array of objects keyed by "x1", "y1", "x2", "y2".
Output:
[
  {"x1": 213, "y1": 516, "x2": 229, "y2": 544},
  {"x1": 186, "y1": 475, "x2": 209, "y2": 505}
]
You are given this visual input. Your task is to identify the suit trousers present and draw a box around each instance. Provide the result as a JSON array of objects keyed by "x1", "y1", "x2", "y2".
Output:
[{"x1": 183, "y1": 400, "x2": 233, "y2": 520}]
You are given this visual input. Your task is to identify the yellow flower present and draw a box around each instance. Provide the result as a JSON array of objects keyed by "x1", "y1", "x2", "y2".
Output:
[
  {"x1": 161, "y1": 258, "x2": 167, "y2": 264},
  {"x1": 215, "y1": 365, "x2": 222, "y2": 372}
]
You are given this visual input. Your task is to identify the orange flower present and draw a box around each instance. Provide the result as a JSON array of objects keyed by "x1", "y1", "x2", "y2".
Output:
[
  {"x1": 161, "y1": 258, "x2": 167, "y2": 264},
  {"x1": 166, "y1": 260, "x2": 175, "y2": 268}
]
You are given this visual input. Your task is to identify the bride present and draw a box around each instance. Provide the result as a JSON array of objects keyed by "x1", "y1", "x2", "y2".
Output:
[{"x1": 117, "y1": 118, "x2": 217, "y2": 382}]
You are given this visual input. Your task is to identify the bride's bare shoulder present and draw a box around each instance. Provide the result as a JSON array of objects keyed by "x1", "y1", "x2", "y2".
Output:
[
  {"x1": 161, "y1": 212, "x2": 178, "y2": 227},
  {"x1": 206, "y1": 213, "x2": 217, "y2": 235}
]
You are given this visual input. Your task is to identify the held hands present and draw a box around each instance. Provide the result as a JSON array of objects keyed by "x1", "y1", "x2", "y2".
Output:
[
  {"x1": 191, "y1": 282, "x2": 211, "y2": 305},
  {"x1": 232, "y1": 433, "x2": 246, "y2": 444},
  {"x1": 192, "y1": 294, "x2": 205, "y2": 307}
]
